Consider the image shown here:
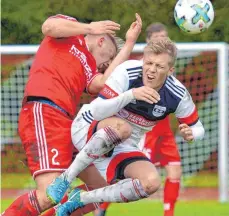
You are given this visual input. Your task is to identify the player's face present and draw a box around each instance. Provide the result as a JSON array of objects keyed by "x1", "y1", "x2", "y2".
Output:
[
  {"x1": 149, "y1": 30, "x2": 168, "y2": 41},
  {"x1": 93, "y1": 37, "x2": 117, "y2": 73},
  {"x1": 142, "y1": 52, "x2": 174, "y2": 90}
]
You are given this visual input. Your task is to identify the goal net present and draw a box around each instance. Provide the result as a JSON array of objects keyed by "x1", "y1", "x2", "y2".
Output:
[{"x1": 1, "y1": 43, "x2": 228, "y2": 202}]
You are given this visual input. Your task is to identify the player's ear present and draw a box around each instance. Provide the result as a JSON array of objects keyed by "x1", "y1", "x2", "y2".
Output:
[
  {"x1": 98, "y1": 37, "x2": 105, "y2": 47},
  {"x1": 168, "y1": 66, "x2": 175, "y2": 75}
]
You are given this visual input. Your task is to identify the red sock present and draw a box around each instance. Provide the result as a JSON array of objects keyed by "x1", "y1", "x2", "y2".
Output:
[
  {"x1": 99, "y1": 202, "x2": 111, "y2": 210},
  {"x1": 42, "y1": 184, "x2": 99, "y2": 216},
  {"x1": 163, "y1": 178, "x2": 180, "y2": 216},
  {"x1": 3, "y1": 190, "x2": 41, "y2": 216}
]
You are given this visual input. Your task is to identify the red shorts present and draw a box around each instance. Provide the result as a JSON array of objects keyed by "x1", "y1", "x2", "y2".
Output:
[
  {"x1": 144, "y1": 117, "x2": 181, "y2": 167},
  {"x1": 19, "y1": 102, "x2": 74, "y2": 178}
]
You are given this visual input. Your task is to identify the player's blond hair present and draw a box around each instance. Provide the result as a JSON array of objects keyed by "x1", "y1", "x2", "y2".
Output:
[
  {"x1": 106, "y1": 35, "x2": 125, "y2": 56},
  {"x1": 144, "y1": 38, "x2": 177, "y2": 66},
  {"x1": 113, "y1": 36, "x2": 125, "y2": 53}
]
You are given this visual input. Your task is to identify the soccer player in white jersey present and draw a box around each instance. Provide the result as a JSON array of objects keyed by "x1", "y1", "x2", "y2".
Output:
[
  {"x1": 46, "y1": 38, "x2": 205, "y2": 215},
  {"x1": 96, "y1": 22, "x2": 184, "y2": 216}
]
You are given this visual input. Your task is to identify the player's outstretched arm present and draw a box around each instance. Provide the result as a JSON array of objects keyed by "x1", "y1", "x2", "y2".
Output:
[
  {"x1": 91, "y1": 86, "x2": 159, "y2": 121},
  {"x1": 42, "y1": 15, "x2": 120, "y2": 38},
  {"x1": 175, "y1": 90, "x2": 205, "y2": 142},
  {"x1": 88, "y1": 13, "x2": 142, "y2": 94}
]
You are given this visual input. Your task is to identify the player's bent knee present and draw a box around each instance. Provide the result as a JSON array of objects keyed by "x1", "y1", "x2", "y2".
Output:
[
  {"x1": 98, "y1": 117, "x2": 132, "y2": 140},
  {"x1": 117, "y1": 120, "x2": 132, "y2": 140},
  {"x1": 166, "y1": 165, "x2": 182, "y2": 180},
  {"x1": 140, "y1": 173, "x2": 161, "y2": 195}
]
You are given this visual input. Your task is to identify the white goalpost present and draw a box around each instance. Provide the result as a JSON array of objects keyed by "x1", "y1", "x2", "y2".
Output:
[{"x1": 1, "y1": 43, "x2": 228, "y2": 202}]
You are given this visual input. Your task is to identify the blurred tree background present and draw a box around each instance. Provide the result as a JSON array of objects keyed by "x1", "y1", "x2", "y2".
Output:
[{"x1": 2, "y1": 0, "x2": 229, "y2": 44}]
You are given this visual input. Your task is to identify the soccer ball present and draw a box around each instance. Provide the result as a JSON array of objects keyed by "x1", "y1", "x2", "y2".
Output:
[{"x1": 174, "y1": 0, "x2": 214, "y2": 34}]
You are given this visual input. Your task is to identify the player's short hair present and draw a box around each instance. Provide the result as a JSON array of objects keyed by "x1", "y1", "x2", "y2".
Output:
[
  {"x1": 146, "y1": 22, "x2": 167, "y2": 41},
  {"x1": 144, "y1": 37, "x2": 177, "y2": 66},
  {"x1": 113, "y1": 36, "x2": 125, "y2": 53},
  {"x1": 105, "y1": 34, "x2": 119, "y2": 55}
]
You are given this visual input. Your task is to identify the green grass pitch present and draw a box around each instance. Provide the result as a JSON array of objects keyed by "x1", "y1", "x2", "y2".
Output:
[
  {"x1": 1, "y1": 199, "x2": 229, "y2": 216},
  {"x1": 1, "y1": 173, "x2": 228, "y2": 215}
]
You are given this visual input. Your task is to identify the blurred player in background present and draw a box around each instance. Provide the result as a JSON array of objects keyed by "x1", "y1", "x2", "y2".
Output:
[
  {"x1": 3, "y1": 13, "x2": 142, "y2": 216},
  {"x1": 96, "y1": 23, "x2": 183, "y2": 216},
  {"x1": 46, "y1": 38, "x2": 204, "y2": 216}
]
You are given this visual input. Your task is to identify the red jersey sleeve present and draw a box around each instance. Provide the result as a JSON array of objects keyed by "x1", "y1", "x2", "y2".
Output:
[{"x1": 48, "y1": 14, "x2": 78, "y2": 22}]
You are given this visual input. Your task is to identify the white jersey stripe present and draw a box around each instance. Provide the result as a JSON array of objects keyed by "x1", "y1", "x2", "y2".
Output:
[
  {"x1": 129, "y1": 77, "x2": 139, "y2": 80},
  {"x1": 128, "y1": 72, "x2": 141, "y2": 77},
  {"x1": 176, "y1": 84, "x2": 185, "y2": 92},
  {"x1": 165, "y1": 84, "x2": 183, "y2": 99},
  {"x1": 82, "y1": 112, "x2": 93, "y2": 124},
  {"x1": 85, "y1": 111, "x2": 93, "y2": 121},
  {"x1": 168, "y1": 76, "x2": 185, "y2": 92},
  {"x1": 127, "y1": 70, "x2": 142, "y2": 75},
  {"x1": 166, "y1": 81, "x2": 184, "y2": 98},
  {"x1": 166, "y1": 79, "x2": 185, "y2": 95}
]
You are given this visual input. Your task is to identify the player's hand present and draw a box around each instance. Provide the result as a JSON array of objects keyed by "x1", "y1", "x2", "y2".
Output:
[
  {"x1": 125, "y1": 13, "x2": 142, "y2": 44},
  {"x1": 179, "y1": 123, "x2": 194, "y2": 142},
  {"x1": 89, "y1": 20, "x2": 120, "y2": 35},
  {"x1": 132, "y1": 86, "x2": 160, "y2": 104}
]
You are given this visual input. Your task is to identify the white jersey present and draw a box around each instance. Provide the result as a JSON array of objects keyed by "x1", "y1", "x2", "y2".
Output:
[{"x1": 75, "y1": 60, "x2": 200, "y2": 151}]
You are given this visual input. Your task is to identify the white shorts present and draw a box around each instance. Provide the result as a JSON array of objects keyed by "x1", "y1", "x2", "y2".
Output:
[{"x1": 71, "y1": 106, "x2": 150, "y2": 183}]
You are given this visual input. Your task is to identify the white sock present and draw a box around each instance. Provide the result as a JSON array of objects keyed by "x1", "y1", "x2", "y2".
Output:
[
  {"x1": 64, "y1": 126, "x2": 121, "y2": 183},
  {"x1": 79, "y1": 178, "x2": 149, "y2": 204}
]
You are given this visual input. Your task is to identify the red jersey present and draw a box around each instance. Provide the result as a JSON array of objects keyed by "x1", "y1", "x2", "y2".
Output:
[{"x1": 23, "y1": 14, "x2": 99, "y2": 118}]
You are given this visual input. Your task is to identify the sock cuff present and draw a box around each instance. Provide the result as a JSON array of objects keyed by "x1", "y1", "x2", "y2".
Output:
[
  {"x1": 132, "y1": 179, "x2": 149, "y2": 198},
  {"x1": 166, "y1": 178, "x2": 181, "y2": 183},
  {"x1": 104, "y1": 126, "x2": 122, "y2": 145},
  {"x1": 28, "y1": 190, "x2": 42, "y2": 214}
]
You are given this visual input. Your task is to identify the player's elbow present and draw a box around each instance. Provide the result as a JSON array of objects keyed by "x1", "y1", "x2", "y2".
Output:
[
  {"x1": 41, "y1": 19, "x2": 59, "y2": 37},
  {"x1": 88, "y1": 75, "x2": 104, "y2": 95},
  {"x1": 42, "y1": 20, "x2": 52, "y2": 36}
]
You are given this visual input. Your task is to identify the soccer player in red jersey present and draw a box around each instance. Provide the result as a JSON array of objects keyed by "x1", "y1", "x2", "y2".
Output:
[
  {"x1": 96, "y1": 23, "x2": 182, "y2": 216},
  {"x1": 3, "y1": 13, "x2": 142, "y2": 216}
]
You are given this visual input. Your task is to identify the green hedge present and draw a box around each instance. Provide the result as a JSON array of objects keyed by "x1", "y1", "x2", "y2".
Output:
[{"x1": 2, "y1": 0, "x2": 229, "y2": 44}]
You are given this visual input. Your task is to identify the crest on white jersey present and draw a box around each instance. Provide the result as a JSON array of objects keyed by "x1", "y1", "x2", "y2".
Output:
[
  {"x1": 130, "y1": 99, "x2": 137, "y2": 104},
  {"x1": 152, "y1": 105, "x2": 166, "y2": 117},
  {"x1": 119, "y1": 109, "x2": 129, "y2": 118}
]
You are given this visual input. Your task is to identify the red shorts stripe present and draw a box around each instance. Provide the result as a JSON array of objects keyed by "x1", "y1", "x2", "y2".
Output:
[{"x1": 33, "y1": 103, "x2": 49, "y2": 169}]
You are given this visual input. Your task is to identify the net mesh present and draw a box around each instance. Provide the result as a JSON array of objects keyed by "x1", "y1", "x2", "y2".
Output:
[{"x1": 1, "y1": 48, "x2": 228, "y2": 194}]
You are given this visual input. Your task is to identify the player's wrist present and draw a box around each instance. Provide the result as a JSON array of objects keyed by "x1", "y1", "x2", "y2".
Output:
[
  {"x1": 124, "y1": 39, "x2": 136, "y2": 47},
  {"x1": 126, "y1": 89, "x2": 135, "y2": 101},
  {"x1": 87, "y1": 23, "x2": 95, "y2": 34}
]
